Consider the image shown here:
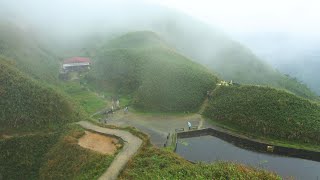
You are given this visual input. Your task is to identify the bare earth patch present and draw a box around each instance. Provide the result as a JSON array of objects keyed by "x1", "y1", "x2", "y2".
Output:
[
  {"x1": 78, "y1": 131, "x2": 120, "y2": 155},
  {"x1": 0, "y1": 134, "x2": 13, "y2": 140}
]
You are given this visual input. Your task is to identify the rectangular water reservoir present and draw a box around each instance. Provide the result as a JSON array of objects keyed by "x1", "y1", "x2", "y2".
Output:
[{"x1": 176, "y1": 135, "x2": 320, "y2": 179}]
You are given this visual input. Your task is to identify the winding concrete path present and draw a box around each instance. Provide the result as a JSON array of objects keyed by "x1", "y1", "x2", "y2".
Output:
[{"x1": 77, "y1": 121, "x2": 143, "y2": 180}]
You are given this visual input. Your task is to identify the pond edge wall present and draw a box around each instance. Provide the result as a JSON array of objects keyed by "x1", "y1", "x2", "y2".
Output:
[{"x1": 176, "y1": 128, "x2": 320, "y2": 162}]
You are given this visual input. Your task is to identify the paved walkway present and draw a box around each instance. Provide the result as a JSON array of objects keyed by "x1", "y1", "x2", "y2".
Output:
[
  {"x1": 106, "y1": 112, "x2": 202, "y2": 147},
  {"x1": 77, "y1": 121, "x2": 143, "y2": 180}
]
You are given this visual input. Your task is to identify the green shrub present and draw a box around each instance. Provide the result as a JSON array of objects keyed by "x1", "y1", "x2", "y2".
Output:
[
  {"x1": 203, "y1": 85, "x2": 320, "y2": 145},
  {"x1": 120, "y1": 141, "x2": 280, "y2": 179},
  {"x1": 0, "y1": 133, "x2": 60, "y2": 180},
  {"x1": 0, "y1": 58, "x2": 82, "y2": 131}
]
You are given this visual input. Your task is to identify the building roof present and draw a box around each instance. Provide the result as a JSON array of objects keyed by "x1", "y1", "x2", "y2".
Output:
[{"x1": 63, "y1": 57, "x2": 91, "y2": 64}]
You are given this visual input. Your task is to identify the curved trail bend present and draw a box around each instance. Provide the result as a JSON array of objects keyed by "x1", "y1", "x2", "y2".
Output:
[{"x1": 77, "y1": 121, "x2": 143, "y2": 180}]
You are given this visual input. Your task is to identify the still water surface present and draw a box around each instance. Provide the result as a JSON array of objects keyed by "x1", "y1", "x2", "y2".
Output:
[{"x1": 176, "y1": 135, "x2": 320, "y2": 179}]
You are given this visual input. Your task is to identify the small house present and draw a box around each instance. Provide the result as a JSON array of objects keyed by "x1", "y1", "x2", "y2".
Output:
[{"x1": 62, "y1": 57, "x2": 91, "y2": 72}]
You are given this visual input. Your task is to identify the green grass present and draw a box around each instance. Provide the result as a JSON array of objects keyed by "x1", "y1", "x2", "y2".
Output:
[
  {"x1": 121, "y1": 147, "x2": 280, "y2": 180},
  {"x1": 0, "y1": 57, "x2": 83, "y2": 131},
  {"x1": 40, "y1": 124, "x2": 115, "y2": 180},
  {"x1": 61, "y1": 82, "x2": 108, "y2": 114},
  {"x1": 0, "y1": 133, "x2": 60, "y2": 179},
  {"x1": 203, "y1": 85, "x2": 320, "y2": 146},
  {"x1": 0, "y1": 124, "x2": 116, "y2": 180},
  {"x1": 88, "y1": 31, "x2": 218, "y2": 112}
]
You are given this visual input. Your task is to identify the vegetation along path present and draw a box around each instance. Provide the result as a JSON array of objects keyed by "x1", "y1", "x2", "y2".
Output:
[{"x1": 77, "y1": 121, "x2": 143, "y2": 180}]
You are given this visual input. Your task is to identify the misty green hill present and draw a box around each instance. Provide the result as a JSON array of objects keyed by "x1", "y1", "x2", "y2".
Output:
[
  {"x1": 103, "y1": 31, "x2": 167, "y2": 49},
  {"x1": 0, "y1": 57, "x2": 82, "y2": 131},
  {"x1": 153, "y1": 17, "x2": 319, "y2": 100},
  {"x1": 203, "y1": 85, "x2": 320, "y2": 145},
  {"x1": 88, "y1": 32, "x2": 218, "y2": 112},
  {"x1": 0, "y1": 22, "x2": 59, "y2": 83}
]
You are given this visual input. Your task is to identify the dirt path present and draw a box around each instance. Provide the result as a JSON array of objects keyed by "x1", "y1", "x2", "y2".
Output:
[
  {"x1": 77, "y1": 121, "x2": 143, "y2": 180},
  {"x1": 198, "y1": 97, "x2": 209, "y2": 114}
]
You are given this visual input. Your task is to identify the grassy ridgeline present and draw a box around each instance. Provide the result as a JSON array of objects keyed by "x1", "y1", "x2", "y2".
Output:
[
  {"x1": 89, "y1": 32, "x2": 218, "y2": 112},
  {"x1": 103, "y1": 31, "x2": 168, "y2": 49},
  {"x1": 0, "y1": 22, "x2": 59, "y2": 83},
  {"x1": 0, "y1": 58, "x2": 82, "y2": 131},
  {"x1": 211, "y1": 45, "x2": 319, "y2": 100},
  {"x1": 203, "y1": 85, "x2": 320, "y2": 145},
  {"x1": 154, "y1": 19, "x2": 319, "y2": 100}
]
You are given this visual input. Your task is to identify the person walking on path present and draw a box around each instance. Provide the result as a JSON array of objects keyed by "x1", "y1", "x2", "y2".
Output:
[
  {"x1": 187, "y1": 121, "x2": 192, "y2": 130},
  {"x1": 116, "y1": 99, "x2": 120, "y2": 109},
  {"x1": 124, "y1": 106, "x2": 128, "y2": 114}
]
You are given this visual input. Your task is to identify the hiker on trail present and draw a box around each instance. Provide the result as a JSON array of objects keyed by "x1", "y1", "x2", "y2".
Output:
[
  {"x1": 112, "y1": 98, "x2": 115, "y2": 107},
  {"x1": 124, "y1": 106, "x2": 128, "y2": 114},
  {"x1": 116, "y1": 99, "x2": 120, "y2": 108},
  {"x1": 187, "y1": 121, "x2": 192, "y2": 130},
  {"x1": 111, "y1": 105, "x2": 114, "y2": 113},
  {"x1": 207, "y1": 90, "x2": 211, "y2": 99}
]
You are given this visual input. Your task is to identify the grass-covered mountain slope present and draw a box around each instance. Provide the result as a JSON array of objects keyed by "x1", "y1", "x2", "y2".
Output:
[
  {"x1": 121, "y1": 145, "x2": 280, "y2": 179},
  {"x1": 0, "y1": 133, "x2": 60, "y2": 179},
  {"x1": 88, "y1": 32, "x2": 218, "y2": 112},
  {"x1": 0, "y1": 57, "x2": 82, "y2": 131},
  {"x1": 0, "y1": 124, "x2": 114, "y2": 180},
  {"x1": 203, "y1": 85, "x2": 320, "y2": 145},
  {"x1": 104, "y1": 31, "x2": 167, "y2": 49},
  {"x1": 209, "y1": 44, "x2": 318, "y2": 100},
  {"x1": 153, "y1": 17, "x2": 319, "y2": 100},
  {"x1": 0, "y1": 22, "x2": 59, "y2": 83},
  {"x1": 39, "y1": 125, "x2": 115, "y2": 180}
]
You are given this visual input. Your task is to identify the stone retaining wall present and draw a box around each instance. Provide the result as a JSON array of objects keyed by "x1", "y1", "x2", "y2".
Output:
[{"x1": 177, "y1": 128, "x2": 320, "y2": 162}]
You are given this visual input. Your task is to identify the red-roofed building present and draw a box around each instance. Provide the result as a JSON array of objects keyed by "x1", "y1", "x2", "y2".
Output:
[{"x1": 62, "y1": 57, "x2": 91, "y2": 72}]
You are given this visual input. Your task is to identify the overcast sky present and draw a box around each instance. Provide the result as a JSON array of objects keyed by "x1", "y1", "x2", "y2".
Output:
[
  {"x1": 145, "y1": 0, "x2": 320, "y2": 38},
  {"x1": 2, "y1": 0, "x2": 319, "y2": 40},
  {"x1": 0, "y1": 0, "x2": 320, "y2": 36}
]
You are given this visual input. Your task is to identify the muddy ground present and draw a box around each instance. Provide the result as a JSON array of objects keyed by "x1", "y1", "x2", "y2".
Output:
[{"x1": 78, "y1": 131, "x2": 121, "y2": 155}]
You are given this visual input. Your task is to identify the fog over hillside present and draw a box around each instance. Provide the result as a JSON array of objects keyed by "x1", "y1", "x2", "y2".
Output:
[
  {"x1": 151, "y1": 0, "x2": 320, "y2": 96},
  {"x1": 1, "y1": 0, "x2": 319, "y2": 95},
  {"x1": 1, "y1": 1, "x2": 320, "y2": 179},
  {"x1": 233, "y1": 32, "x2": 320, "y2": 95}
]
